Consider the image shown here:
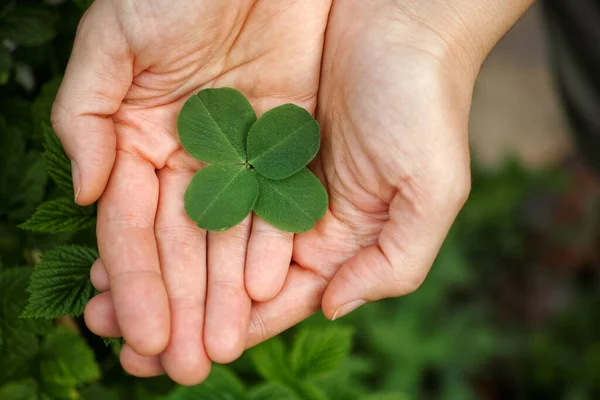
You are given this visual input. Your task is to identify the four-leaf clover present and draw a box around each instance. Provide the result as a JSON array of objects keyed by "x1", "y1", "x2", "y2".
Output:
[{"x1": 178, "y1": 88, "x2": 328, "y2": 233}]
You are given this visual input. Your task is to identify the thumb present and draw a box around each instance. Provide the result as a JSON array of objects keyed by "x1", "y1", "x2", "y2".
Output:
[
  {"x1": 321, "y1": 180, "x2": 469, "y2": 320},
  {"x1": 51, "y1": 4, "x2": 132, "y2": 206}
]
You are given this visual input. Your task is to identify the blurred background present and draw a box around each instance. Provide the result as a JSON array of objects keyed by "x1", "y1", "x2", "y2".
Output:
[{"x1": 1, "y1": 1, "x2": 599, "y2": 399}]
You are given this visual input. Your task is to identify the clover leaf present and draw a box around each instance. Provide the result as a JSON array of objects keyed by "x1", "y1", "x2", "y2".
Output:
[
  {"x1": 247, "y1": 103, "x2": 320, "y2": 180},
  {"x1": 178, "y1": 88, "x2": 327, "y2": 233}
]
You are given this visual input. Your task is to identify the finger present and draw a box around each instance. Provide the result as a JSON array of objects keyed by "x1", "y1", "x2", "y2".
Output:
[
  {"x1": 204, "y1": 217, "x2": 252, "y2": 364},
  {"x1": 51, "y1": 2, "x2": 132, "y2": 205},
  {"x1": 84, "y1": 291, "x2": 122, "y2": 338},
  {"x1": 120, "y1": 344, "x2": 165, "y2": 378},
  {"x1": 322, "y1": 187, "x2": 468, "y2": 320},
  {"x1": 90, "y1": 258, "x2": 109, "y2": 292},
  {"x1": 155, "y1": 168, "x2": 211, "y2": 386},
  {"x1": 97, "y1": 151, "x2": 170, "y2": 355},
  {"x1": 246, "y1": 264, "x2": 327, "y2": 348},
  {"x1": 245, "y1": 216, "x2": 293, "y2": 302}
]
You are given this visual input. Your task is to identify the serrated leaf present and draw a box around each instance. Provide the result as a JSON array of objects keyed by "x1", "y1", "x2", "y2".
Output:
[
  {"x1": 253, "y1": 168, "x2": 327, "y2": 233},
  {"x1": 178, "y1": 88, "x2": 256, "y2": 164},
  {"x1": 0, "y1": 46, "x2": 11, "y2": 85},
  {"x1": 247, "y1": 104, "x2": 320, "y2": 180},
  {"x1": 42, "y1": 124, "x2": 73, "y2": 193},
  {"x1": 19, "y1": 197, "x2": 96, "y2": 233},
  {"x1": 40, "y1": 327, "x2": 101, "y2": 399},
  {"x1": 249, "y1": 383, "x2": 298, "y2": 400},
  {"x1": 0, "y1": 4, "x2": 57, "y2": 46},
  {"x1": 184, "y1": 165, "x2": 258, "y2": 231},
  {"x1": 164, "y1": 365, "x2": 245, "y2": 400},
  {"x1": 251, "y1": 336, "x2": 293, "y2": 383},
  {"x1": 22, "y1": 245, "x2": 97, "y2": 319},
  {"x1": 290, "y1": 326, "x2": 353, "y2": 379},
  {"x1": 8, "y1": 151, "x2": 48, "y2": 221},
  {"x1": 0, "y1": 378, "x2": 38, "y2": 400}
]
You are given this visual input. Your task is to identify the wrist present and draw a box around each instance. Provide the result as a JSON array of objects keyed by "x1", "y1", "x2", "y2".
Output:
[{"x1": 384, "y1": 0, "x2": 536, "y2": 82}]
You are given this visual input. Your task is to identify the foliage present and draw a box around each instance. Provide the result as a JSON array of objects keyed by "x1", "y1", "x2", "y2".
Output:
[
  {"x1": 178, "y1": 88, "x2": 326, "y2": 232},
  {"x1": 0, "y1": 1, "x2": 599, "y2": 400}
]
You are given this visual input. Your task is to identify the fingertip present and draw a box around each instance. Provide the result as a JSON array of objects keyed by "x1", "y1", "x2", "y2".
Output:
[
  {"x1": 161, "y1": 346, "x2": 211, "y2": 386},
  {"x1": 84, "y1": 291, "x2": 122, "y2": 337},
  {"x1": 90, "y1": 258, "x2": 109, "y2": 292},
  {"x1": 245, "y1": 217, "x2": 292, "y2": 302},
  {"x1": 72, "y1": 136, "x2": 116, "y2": 206},
  {"x1": 120, "y1": 344, "x2": 165, "y2": 378},
  {"x1": 111, "y1": 273, "x2": 171, "y2": 356},
  {"x1": 246, "y1": 274, "x2": 285, "y2": 303},
  {"x1": 204, "y1": 319, "x2": 246, "y2": 364}
]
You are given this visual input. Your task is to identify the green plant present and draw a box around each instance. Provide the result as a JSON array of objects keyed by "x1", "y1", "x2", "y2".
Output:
[{"x1": 178, "y1": 88, "x2": 327, "y2": 232}]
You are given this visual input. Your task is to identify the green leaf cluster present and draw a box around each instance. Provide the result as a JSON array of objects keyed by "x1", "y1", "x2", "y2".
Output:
[{"x1": 178, "y1": 88, "x2": 327, "y2": 232}]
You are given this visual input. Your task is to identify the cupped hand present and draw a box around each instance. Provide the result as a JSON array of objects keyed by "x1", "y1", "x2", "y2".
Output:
[
  {"x1": 243, "y1": 0, "x2": 476, "y2": 344},
  {"x1": 51, "y1": 0, "x2": 331, "y2": 384}
]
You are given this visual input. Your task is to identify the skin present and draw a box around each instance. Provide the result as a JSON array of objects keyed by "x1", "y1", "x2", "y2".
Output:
[{"x1": 52, "y1": 0, "x2": 534, "y2": 386}]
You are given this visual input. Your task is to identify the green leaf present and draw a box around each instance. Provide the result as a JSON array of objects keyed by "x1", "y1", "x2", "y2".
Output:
[
  {"x1": 8, "y1": 151, "x2": 48, "y2": 221},
  {"x1": 22, "y1": 245, "x2": 98, "y2": 319},
  {"x1": 247, "y1": 104, "x2": 320, "y2": 180},
  {"x1": 164, "y1": 365, "x2": 245, "y2": 400},
  {"x1": 0, "y1": 379, "x2": 38, "y2": 400},
  {"x1": 40, "y1": 327, "x2": 101, "y2": 400},
  {"x1": 0, "y1": 4, "x2": 57, "y2": 46},
  {"x1": 42, "y1": 124, "x2": 73, "y2": 193},
  {"x1": 290, "y1": 326, "x2": 354, "y2": 379},
  {"x1": 0, "y1": 46, "x2": 11, "y2": 85},
  {"x1": 251, "y1": 336, "x2": 293, "y2": 383},
  {"x1": 253, "y1": 169, "x2": 327, "y2": 233},
  {"x1": 19, "y1": 197, "x2": 96, "y2": 233},
  {"x1": 249, "y1": 383, "x2": 298, "y2": 400},
  {"x1": 178, "y1": 88, "x2": 256, "y2": 164},
  {"x1": 184, "y1": 165, "x2": 258, "y2": 231}
]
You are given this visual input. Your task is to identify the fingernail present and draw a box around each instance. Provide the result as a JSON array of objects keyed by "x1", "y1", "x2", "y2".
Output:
[
  {"x1": 71, "y1": 159, "x2": 81, "y2": 203},
  {"x1": 332, "y1": 299, "x2": 366, "y2": 321}
]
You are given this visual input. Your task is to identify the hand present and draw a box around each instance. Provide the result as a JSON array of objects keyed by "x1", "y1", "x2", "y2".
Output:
[
  {"x1": 243, "y1": 0, "x2": 476, "y2": 344},
  {"x1": 52, "y1": 0, "x2": 330, "y2": 385}
]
